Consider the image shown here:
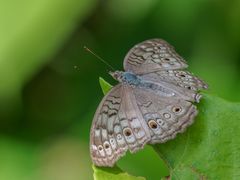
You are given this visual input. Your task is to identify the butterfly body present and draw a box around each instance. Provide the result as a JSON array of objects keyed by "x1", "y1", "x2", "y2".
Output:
[
  {"x1": 111, "y1": 70, "x2": 198, "y2": 100},
  {"x1": 90, "y1": 39, "x2": 208, "y2": 167}
]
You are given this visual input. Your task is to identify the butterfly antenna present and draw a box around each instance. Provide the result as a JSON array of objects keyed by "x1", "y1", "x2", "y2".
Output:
[{"x1": 84, "y1": 46, "x2": 115, "y2": 71}]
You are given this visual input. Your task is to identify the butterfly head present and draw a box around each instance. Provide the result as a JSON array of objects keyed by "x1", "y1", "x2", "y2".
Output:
[{"x1": 109, "y1": 71, "x2": 124, "y2": 82}]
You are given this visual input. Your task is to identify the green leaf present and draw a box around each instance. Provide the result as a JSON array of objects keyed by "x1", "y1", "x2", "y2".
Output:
[
  {"x1": 93, "y1": 165, "x2": 145, "y2": 180},
  {"x1": 99, "y1": 77, "x2": 113, "y2": 95},
  {"x1": 154, "y1": 94, "x2": 240, "y2": 179},
  {"x1": 97, "y1": 77, "x2": 240, "y2": 179}
]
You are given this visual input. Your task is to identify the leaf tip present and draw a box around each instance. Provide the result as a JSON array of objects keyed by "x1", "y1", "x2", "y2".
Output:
[{"x1": 99, "y1": 77, "x2": 113, "y2": 95}]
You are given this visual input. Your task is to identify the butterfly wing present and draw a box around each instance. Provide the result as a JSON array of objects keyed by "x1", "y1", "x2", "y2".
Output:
[
  {"x1": 140, "y1": 70, "x2": 208, "y2": 92},
  {"x1": 138, "y1": 70, "x2": 208, "y2": 104},
  {"x1": 90, "y1": 84, "x2": 151, "y2": 167},
  {"x1": 124, "y1": 39, "x2": 188, "y2": 74},
  {"x1": 132, "y1": 87, "x2": 198, "y2": 144}
]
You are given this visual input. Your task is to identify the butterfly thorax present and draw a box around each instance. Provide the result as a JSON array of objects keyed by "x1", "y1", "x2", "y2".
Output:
[
  {"x1": 122, "y1": 72, "x2": 141, "y2": 86},
  {"x1": 110, "y1": 71, "x2": 141, "y2": 86}
]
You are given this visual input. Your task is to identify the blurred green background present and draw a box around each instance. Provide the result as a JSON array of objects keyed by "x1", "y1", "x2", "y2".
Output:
[{"x1": 0, "y1": 0, "x2": 240, "y2": 179}]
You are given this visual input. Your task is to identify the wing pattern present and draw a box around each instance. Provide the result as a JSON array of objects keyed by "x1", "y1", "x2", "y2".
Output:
[
  {"x1": 133, "y1": 87, "x2": 198, "y2": 144},
  {"x1": 140, "y1": 70, "x2": 208, "y2": 91},
  {"x1": 90, "y1": 85, "x2": 151, "y2": 167},
  {"x1": 124, "y1": 39, "x2": 188, "y2": 74}
]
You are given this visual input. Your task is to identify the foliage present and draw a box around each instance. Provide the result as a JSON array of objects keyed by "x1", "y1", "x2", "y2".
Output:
[
  {"x1": 93, "y1": 165, "x2": 145, "y2": 180},
  {"x1": 99, "y1": 77, "x2": 113, "y2": 95}
]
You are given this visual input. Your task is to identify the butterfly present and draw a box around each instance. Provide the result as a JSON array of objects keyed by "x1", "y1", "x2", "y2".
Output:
[{"x1": 90, "y1": 39, "x2": 208, "y2": 167}]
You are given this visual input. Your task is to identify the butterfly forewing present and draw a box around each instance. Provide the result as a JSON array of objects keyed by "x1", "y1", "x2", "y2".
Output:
[
  {"x1": 90, "y1": 85, "x2": 122, "y2": 166},
  {"x1": 124, "y1": 39, "x2": 188, "y2": 74},
  {"x1": 90, "y1": 84, "x2": 151, "y2": 167},
  {"x1": 140, "y1": 70, "x2": 208, "y2": 92}
]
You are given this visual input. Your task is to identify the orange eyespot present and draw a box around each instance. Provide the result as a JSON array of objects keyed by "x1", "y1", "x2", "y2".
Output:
[
  {"x1": 172, "y1": 106, "x2": 182, "y2": 113},
  {"x1": 148, "y1": 120, "x2": 158, "y2": 129},
  {"x1": 123, "y1": 128, "x2": 132, "y2": 136}
]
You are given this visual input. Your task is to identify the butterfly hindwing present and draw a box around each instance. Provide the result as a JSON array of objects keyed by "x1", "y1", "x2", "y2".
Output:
[{"x1": 133, "y1": 87, "x2": 198, "y2": 144}]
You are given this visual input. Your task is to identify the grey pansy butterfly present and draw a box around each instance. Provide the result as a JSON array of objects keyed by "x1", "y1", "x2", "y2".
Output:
[{"x1": 90, "y1": 39, "x2": 208, "y2": 167}]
